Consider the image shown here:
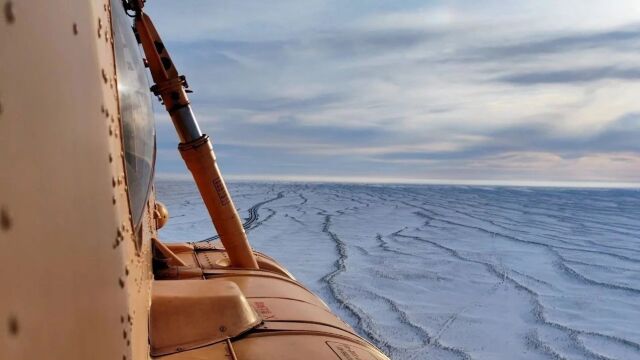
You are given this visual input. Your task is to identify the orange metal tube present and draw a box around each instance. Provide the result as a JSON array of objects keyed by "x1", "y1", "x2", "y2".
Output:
[
  {"x1": 133, "y1": 10, "x2": 258, "y2": 269},
  {"x1": 179, "y1": 137, "x2": 258, "y2": 269}
]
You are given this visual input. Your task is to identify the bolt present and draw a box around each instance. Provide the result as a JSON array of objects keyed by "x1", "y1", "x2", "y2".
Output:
[
  {"x1": 4, "y1": 1, "x2": 15, "y2": 24},
  {"x1": 7, "y1": 315, "x2": 18, "y2": 336},
  {"x1": 1, "y1": 207, "x2": 11, "y2": 231}
]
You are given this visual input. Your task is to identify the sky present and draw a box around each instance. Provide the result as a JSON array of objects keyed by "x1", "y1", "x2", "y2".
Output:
[{"x1": 145, "y1": 0, "x2": 640, "y2": 186}]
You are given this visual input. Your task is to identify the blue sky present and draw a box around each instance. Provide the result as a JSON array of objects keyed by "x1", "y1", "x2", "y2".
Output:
[{"x1": 146, "y1": 1, "x2": 640, "y2": 185}]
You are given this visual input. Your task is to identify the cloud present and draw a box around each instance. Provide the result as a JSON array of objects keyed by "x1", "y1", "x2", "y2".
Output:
[
  {"x1": 199, "y1": 92, "x2": 347, "y2": 113},
  {"x1": 497, "y1": 66, "x2": 640, "y2": 85},
  {"x1": 314, "y1": 29, "x2": 437, "y2": 58},
  {"x1": 145, "y1": 0, "x2": 640, "y2": 184},
  {"x1": 476, "y1": 27, "x2": 640, "y2": 60}
]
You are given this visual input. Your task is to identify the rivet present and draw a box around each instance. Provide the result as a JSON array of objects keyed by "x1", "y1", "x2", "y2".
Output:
[
  {"x1": 219, "y1": 325, "x2": 227, "y2": 332},
  {"x1": 72, "y1": 23, "x2": 78, "y2": 35},
  {"x1": 112, "y1": 196, "x2": 117, "y2": 205},
  {"x1": 120, "y1": 315, "x2": 124, "y2": 323},
  {"x1": 122, "y1": 356, "x2": 126, "y2": 360},
  {"x1": 4, "y1": 1, "x2": 15, "y2": 24},
  {"x1": 1, "y1": 206, "x2": 11, "y2": 231},
  {"x1": 118, "y1": 278, "x2": 125, "y2": 288},
  {"x1": 124, "y1": 266, "x2": 129, "y2": 276},
  {"x1": 7, "y1": 315, "x2": 18, "y2": 336},
  {"x1": 112, "y1": 177, "x2": 116, "y2": 188},
  {"x1": 97, "y1": 18, "x2": 102, "y2": 38},
  {"x1": 122, "y1": 329, "x2": 127, "y2": 339},
  {"x1": 105, "y1": 108, "x2": 109, "y2": 118},
  {"x1": 109, "y1": 125, "x2": 113, "y2": 136},
  {"x1": 101, "y1": 68, "x2": 108, "y2": 83}
]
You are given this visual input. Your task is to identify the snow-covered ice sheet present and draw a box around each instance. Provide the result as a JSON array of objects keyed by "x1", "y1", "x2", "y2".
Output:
[{"x1": 156, "y1": 180, "x2": 640, "y2": 360}]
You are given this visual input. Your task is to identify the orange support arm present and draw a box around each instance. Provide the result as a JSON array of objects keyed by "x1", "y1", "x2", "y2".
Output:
[{"x1": 130, "y1": 4, "x2": 259, "y2": 269}]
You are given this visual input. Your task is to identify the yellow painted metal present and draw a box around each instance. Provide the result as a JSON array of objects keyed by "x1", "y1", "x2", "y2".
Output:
[
  {"x1": 0, "y1": 1, "x2": 153, "y2": 360},
  {"x1": 152, "y1": 238, "x2": 187, "y2": 267},
  {"x1": 152, "y1": 243, "x2": 390, "y2": 360},
  {"x1": 154, "y1": 202, "x2": 170, "y2": 229},
  {"x1": 150, "y1": 280, "x2": 261, "y2": 356}
]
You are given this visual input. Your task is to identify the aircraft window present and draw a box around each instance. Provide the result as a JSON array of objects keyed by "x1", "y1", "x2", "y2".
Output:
[{"x1": 112, "y1": 0, "x2": 156, "y2": 232}]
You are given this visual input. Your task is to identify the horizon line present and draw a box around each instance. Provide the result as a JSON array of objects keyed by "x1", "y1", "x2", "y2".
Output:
[{"x1": 155, "y1": 172, "x2": 640, "y2": 189}]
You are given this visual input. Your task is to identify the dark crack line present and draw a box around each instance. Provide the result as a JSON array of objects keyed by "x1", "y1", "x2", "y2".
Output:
[
  {"x1": 416, "y1": 212, "x2": 640, "y2": 296},
  {"x1": 199, "y1": 191, "x2": 284, "y2": 242},
  {"x1": 395, "y1": 231, "x2": 640, "y2": 358},
  {"x1": 320, "y1": 215, "x2": 472, "y2": 360}
]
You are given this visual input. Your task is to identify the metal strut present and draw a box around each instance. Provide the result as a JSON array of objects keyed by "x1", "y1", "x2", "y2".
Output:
[{"x1": 125, "y1": 0, "x2": 259, "y2": 269}]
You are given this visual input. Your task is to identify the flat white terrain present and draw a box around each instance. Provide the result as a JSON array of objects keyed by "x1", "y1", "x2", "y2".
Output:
[{"x1": 157, "y1": 180, "x2": 640, "y2": 360}]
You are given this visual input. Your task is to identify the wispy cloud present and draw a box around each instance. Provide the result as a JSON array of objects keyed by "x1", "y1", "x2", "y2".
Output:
[
  {"x1": 147, "y1": 0, "x2": 640, "y2": 184},
  {"x1": 497, "y1": 67, "x2": 640, "y2": 85}
]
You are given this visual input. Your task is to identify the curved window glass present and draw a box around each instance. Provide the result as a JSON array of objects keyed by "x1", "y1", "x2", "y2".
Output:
[{"x1": 112, "y1": 0, "x2": 156, "y2": 230}]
